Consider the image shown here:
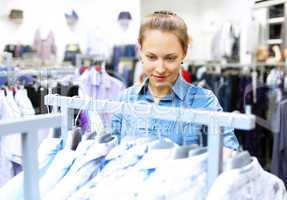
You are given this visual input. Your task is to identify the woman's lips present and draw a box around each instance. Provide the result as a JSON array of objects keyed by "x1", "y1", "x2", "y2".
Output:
[{"x1": 153, "y1": 75, "x2": 167, "y2": 81}]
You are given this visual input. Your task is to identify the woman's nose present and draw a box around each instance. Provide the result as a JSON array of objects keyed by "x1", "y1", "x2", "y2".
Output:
[{"x1": 155, "y1": 59, "x2": 166, "y2": 74}]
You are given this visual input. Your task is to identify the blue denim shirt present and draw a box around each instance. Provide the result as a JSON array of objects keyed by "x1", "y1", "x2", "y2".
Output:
[{"x1": 111, "y1": 75, "x2": 239, "y2": 150}]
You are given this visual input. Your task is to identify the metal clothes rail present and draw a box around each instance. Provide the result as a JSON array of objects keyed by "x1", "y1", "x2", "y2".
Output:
[{"x1": 0, "y1": 67, "x2": 76, "y2": 77}]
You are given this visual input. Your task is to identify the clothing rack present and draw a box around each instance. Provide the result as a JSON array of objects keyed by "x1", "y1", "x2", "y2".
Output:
[
  {"x1": 186, "y1": 60, "x2": 287, "y2": 69},
  {"x1": 44, "y1": 94, "x2": 256, "y2": 191},
  {"x1": 0, "y1": 113, "x2": 62, "y2": 200},
  {"x1": 0, "y1": 67, "x2": 76, "y2": 78}
]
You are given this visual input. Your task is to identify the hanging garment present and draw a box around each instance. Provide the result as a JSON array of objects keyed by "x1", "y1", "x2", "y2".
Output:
[
  {"x1": 135, "y1": 153, "x2": 207, "y2": 200},
  {"x1": 0, "y1": 139, "x2": 12, "y2": 187},
  {"x1": 117, "y1": 58, "x2": 135, "y2": 86},
  {"x1": 211, "y1": 22, "x2": 234, "y2": 61},
  {"x1": 3, "y1": 90, "x2": 22, "y2": 172},
  {"x1": 111, "y1": 44, "x2": 137, "y2": 72},
  {"x1": 3, "y1": 88, "x2": 35, "y2": 167},
  {"x1": 43, "y1": 136, "x2": 117, "y2": 200},
  {"x1": 15, "y1": 88, "x2": 35, "y2": 116},
  {"x1": 266, "y1": 89, "x2": 281, "y2": 134},
  {"x1": 33, "y1": 29, "x2": 57, "y2": 61},
  {"x1": 79, "y1": 68, "x2": 125, "y2": 101},
  {"x1": 0, "y1": 90, "x2": 14, "y2": 186},
  {"x1": 69, "y1": 140, "x2": 207, "y2": 200},
  {"x1": 79, "y1": 68, "x2": 125, "y2": 132},
  {"x1": 207, "y1": 157, "x2": 286, "y2": 200},
  {"x1": 0, "y1": 138, "x2": 63, "y2": 200},
  {"x1": 272, "y1": 100, "x2": 287, "y2": 186},
  {"x1": 39, "y1": 149, "x2": 77, "y2": 196},
  {"x1": 236, "y1": 80, "x2": 271, "y2": 168},
  {"x1": 0, "y1": 89, "x2": 22, "y2": 177},
  {"x1": 63, "y1": 43, "x2": 81, "y2": 66},
  {"x1": 68, "y1": 140, "x2": 150, "y2": 199},
  {"x1": 246, "y1": 18, "x2": 264, "y2": 55}
]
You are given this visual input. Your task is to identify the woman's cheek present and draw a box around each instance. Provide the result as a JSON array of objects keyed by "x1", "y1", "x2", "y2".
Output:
[{"x1": 143, "y1": 64, "x2": 154, "y2": 75}]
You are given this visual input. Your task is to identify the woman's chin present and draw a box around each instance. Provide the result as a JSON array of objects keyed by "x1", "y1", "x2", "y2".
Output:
[{"x1": 153, "y1": 80, "x2": 171, "y2": 88}]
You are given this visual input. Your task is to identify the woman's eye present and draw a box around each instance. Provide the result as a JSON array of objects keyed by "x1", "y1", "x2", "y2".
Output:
[
  {"x1": 146, "y1": 55, "x2": 156, "y2": 60},
  {"x1": 166, "y1": 57, "x2": 176, "y2": 61}
]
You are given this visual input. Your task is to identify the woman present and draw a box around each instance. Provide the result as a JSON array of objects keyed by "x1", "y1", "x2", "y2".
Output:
[{"x1": 112, "y1": 11, "x2": 239, "y2": 153}]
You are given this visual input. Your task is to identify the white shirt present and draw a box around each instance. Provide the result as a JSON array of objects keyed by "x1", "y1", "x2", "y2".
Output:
[{"x1": 207, "y1": 157, "x2": 287, "y2": 200}]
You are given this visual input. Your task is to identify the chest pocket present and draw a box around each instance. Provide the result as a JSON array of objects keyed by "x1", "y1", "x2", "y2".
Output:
[
  {"x1": 135, "y1": 117, "x2": 151, "y2": 136},
  {"x1": 131, "y1": 117, "x2": 177, "y2": 138},
  {"x1": 150, "y1": 119, "x2": 177, "y2": 141}
]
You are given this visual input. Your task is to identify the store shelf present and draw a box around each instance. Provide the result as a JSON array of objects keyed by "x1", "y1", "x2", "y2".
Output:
[
  {"x1": 268, "y1": 17, "x2": 285, "y2": 23},
  {"x1": 254, "y1": 0, "x2": 286, "y2": 9},
  {"x1": 267, "y1": 39, "x2": 283, "y2": 44}
]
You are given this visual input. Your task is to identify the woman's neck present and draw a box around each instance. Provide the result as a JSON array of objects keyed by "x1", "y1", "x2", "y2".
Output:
[{"x1": 148, "y1": 83, "x2": 171, "y2": 99}]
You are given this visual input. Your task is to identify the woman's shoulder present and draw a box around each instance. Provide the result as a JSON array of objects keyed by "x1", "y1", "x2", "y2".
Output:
[
  {"x1": 116, "y1": 84, "x2": 142, "y2": 101},
  {"x1": 184, "y1": 82, "x2": 220, "y2": 110},
  {"x1": 185, "y1": 82, "x2": 215, "y2": 97}
]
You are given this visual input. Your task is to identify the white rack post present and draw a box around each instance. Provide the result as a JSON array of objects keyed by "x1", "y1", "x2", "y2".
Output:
[
  {"x1": 44, "y1": 94, "x2": 256, "y2": 190},
  {"x1": 0, "y1": 113, "x2": 62, "y2": 200}
]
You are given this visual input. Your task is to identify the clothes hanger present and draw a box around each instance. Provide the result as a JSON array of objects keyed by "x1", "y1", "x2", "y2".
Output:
[
  {"x1": 172, "y1": 145, "x2": 198, "y2": 159},
  {"x1": 188, "y1": 147, "x2": 208, "y2": 157},
  {"x1": 229, "y1": 150, "x2": 252, "y2": 169}
]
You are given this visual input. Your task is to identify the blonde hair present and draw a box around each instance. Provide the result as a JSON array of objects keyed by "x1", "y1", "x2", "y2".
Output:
[{"x1": 138, "y1": 10, "x2": 189, "y2": 54}]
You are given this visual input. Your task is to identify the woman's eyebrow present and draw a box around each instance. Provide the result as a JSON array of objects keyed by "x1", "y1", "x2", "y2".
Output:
[
  {"x1": 145, "y1": 51, "x2": 156, "y2": 55},
  {"x1": 164, "y1": 53, "x2": 177, "y2": 57}
]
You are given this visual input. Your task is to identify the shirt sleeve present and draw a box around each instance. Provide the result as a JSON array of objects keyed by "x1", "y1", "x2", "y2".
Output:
[
  {"x1": 204, "y1": 90, "x2": 240, "y2": 151},
  {"x1": 183, "y1": 89, "x2": 239, "y2": 150}
]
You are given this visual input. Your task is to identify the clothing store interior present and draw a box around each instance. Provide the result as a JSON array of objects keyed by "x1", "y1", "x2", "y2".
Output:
[{"x1": 0, "y1": 0, "x2": 287, "y2": 199}]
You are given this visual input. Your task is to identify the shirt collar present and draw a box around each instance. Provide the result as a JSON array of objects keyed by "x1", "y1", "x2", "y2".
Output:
[{"x1": 136, "y1": 74, "x2": 189, "y2": 101}]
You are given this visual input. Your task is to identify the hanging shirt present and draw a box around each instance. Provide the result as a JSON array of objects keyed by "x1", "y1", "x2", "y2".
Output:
[
  {"x1": 70, "y1": 140, "x2": 207, "y2": 200},
  {"x1": 0, "y1": 89, "x2": 22, "y2": 168},
  {"x1": 79, "y1": 68, "x2": 125, "y2": 132},
  {"x1": 207, "y1": 157, "x2": 287, "y2": 200},
  {"x1": 135, "y1": 153, "x2": 208, "y2": 200},
  {"x1": 43, "y1": 136, "x2": 117, "y2": 200},
  {"x1": 15, "y1": 88, "x2": 35, "y2": 116},
  {"x1": 111, "y1": 75, "x2": 239, "y2": 150},
  {"x1": 87, "y1": 144, "x2": 177, "y2": 200},
  {"x1": 39, "y1": 149, "x2": 77, "y2": 197},
  {"x1": 67, "y1": 140, "x2": 148, "y2": 199},
  {"x1": 272, "y1": 100, "x2": 287, "y2": 186},
  {"x1": 79, "y1": 68, "x2": 125, "y2": 101},
  {"x1": 3, "y1": 88, "x2": 35, "y2": 165},
  {"x1": 33, "y1": 29, "x2": 57, "y2": 61},
  {"x1": 0, "y1": 90, "x2": 14, "y2": 186},
  {"x1": 0, "y1": 138, "x2": 63, "y2": 200}
]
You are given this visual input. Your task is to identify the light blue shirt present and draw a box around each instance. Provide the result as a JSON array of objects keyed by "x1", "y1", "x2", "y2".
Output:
[{"x1": 112, "y1": 75, "x2": 239, "y2": 150}]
